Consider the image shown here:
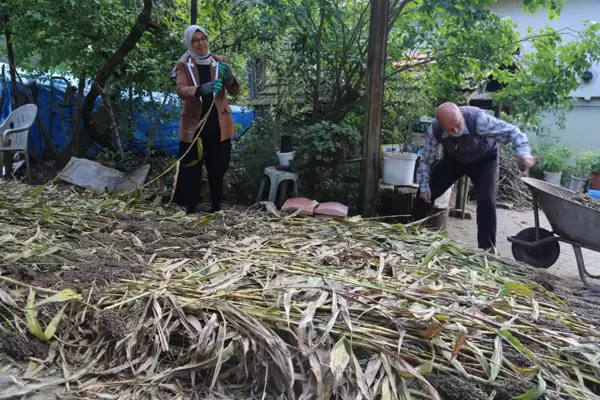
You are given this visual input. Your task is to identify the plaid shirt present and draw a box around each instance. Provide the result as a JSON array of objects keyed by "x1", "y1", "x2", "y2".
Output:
[{"x1": 417, "y1": 112, "x2": 532, "y2": 193}]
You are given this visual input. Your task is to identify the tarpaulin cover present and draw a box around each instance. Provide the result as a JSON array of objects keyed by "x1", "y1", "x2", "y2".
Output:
[{"x1": 0, "y1": 78, "x2": 254, "y2": 157}]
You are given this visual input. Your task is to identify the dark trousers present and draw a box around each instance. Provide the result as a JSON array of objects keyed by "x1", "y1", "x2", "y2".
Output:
[
  {"x1": 173, "y1": 137, "x2": 232, "y2": 210},
  {"x1": 412, "y1": 152, "x2": 498, "y2": 250}
]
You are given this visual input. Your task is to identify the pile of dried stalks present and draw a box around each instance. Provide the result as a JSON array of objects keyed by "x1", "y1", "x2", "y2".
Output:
[
  {"x1": 0, "y1": 181, "x2": 599, "y2": 399},
  {"x1": 572, "y1": 193, "x2": 600, "y2": 213},
  {"x1": 497, "y1": 148, "x2": 532, "y2": 210}
]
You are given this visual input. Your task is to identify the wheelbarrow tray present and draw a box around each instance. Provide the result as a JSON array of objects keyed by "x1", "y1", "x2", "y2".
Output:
[{"x1": 521, "y1": 177, "x2": 600, "y2": 249}]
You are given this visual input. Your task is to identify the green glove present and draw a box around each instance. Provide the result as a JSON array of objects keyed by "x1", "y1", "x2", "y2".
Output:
[
  {"x1": 218, "y1": 63, "x2": 234, "y2": 82},
  {"x1": 198, "y1": 79, "x2": 223, "y2": 96}
]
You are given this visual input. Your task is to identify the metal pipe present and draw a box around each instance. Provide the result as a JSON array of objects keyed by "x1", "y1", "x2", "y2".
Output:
[
  {"x1": 191, "y1": 0, "x2": 198, "y2": 25},
  {"x1": 533, "y1": 192, "x2": 540, "y2": 241}
]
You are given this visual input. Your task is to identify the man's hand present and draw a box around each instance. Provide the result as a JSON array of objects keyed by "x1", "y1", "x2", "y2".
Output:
[
  {"x1": 420, "y1": 191, "x2": 431, "y2": 203},
  {"x1": 517, "y1": 155, "x2": 538, "y2": 172}
]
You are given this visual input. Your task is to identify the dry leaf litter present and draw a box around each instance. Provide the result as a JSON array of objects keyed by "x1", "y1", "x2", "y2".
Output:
[{"x1": 0, "y1": 180, "x2": 599, "y2": 399}]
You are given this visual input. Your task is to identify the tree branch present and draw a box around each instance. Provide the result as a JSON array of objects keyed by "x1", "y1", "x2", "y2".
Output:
[
  {"x1": 80, "y1": 0, "x2": 156, "y2": 156},
  {"x1": 211, "y1": 32, "x2": 261, "y2": 54},
  {"x1": 93, "y1": 83, "x2": 123, "y2": 156},
  {"x1": 384, "y1": 29, "x2": 576, "y2": 80}
]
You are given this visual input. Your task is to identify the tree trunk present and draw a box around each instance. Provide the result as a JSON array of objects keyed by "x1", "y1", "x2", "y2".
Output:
[
  {"x1": 81, "y1": 0, "x2": 157, "y2": 155},
  {"x1": 312, "y1": 2, "x2": 326, "y2": 119},
  {"x1": 14, "y1": 69, "x2": 59, "y2": 158},
  {"x1": 146, "y1": 92, "x2": 169, "y2": 158},
  {"x1": 0, "y1": 65, "x2": 5, "y2": 111},
  {"x1": 94, "y1": 83, "x2": 123, "y2": 156},
  {"x1": 248, "y1": 57, "x2": 266, "y2": 100},
  {"x1": 72, "y1": 71, "x2": 86, "y2": 156},
  {"x1": 128, "y1": 84, "x2": 134, "y2": 147},
  {"x1": 1, "y1": 0, "x2": 18, "y2": 110}
]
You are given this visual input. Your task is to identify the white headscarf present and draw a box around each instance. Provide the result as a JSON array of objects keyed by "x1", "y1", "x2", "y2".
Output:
[{"x1": 171, "y1": 25, "x2": 215, "y2": 80}]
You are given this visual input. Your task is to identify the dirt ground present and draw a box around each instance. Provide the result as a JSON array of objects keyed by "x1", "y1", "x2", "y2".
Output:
[{"x1": 447, "y1": 203, "x2": 600, "y2": 287}]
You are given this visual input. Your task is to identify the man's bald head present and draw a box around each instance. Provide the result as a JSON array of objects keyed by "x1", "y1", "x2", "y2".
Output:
[{"x1": 435, "y1": 102, "x2": 463, "y2": 136}]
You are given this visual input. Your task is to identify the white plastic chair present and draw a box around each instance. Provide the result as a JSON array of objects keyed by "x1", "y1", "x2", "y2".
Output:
[{"x1": 0, "y1": 104, "x2": 38, "y2": 183}]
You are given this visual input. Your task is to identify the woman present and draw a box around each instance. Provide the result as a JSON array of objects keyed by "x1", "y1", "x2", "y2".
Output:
[{"x1": 172, "y1": 25, "x2": 240, "y2": 214}]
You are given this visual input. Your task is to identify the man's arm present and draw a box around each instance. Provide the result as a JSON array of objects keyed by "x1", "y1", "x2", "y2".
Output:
[
  {"x1": 417, "y1": 126, "x2": 439, "y2": 194},
  {"x1": 476, "y1": 112, "x2": 531, "y2": 156}
]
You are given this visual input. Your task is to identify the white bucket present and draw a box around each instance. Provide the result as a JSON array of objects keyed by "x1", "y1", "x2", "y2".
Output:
[
  {"x1": 382, "y1": 152, "x2": 417, "y2": 185},
  {"x1": 277, "y1": 151, "x2": 295, "y2": 167},
  {"x1": 434, "y1": 185, "x2": 454, "y2": 209},
  {"x1": 543, "y1": 171, "x2": 562, "y2": 186},
  {"x1": 569, "y1": 176, "x2": 588, "y2": 193}
]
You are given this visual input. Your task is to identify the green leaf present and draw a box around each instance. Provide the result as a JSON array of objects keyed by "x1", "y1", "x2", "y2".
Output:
[
  {"x1": 200, "y1": 214, "x2": 217, "y2": 225},
  {"x1": 497, "y1": 329, "x2": 535, "y2": 361},
  {"x1": 38, "y1": 246, "x2": 61, "y2": 257},
  {"x1": 499, "y1": 283, "x2": 533, "y2": 298},
  {"x1": 26, "y1": 290, "x2": 47, "y2": 341},
  {"x1": 381, "y1": 377, "x2": 392, "y2": 400},
  {"x1": 43, "y1": 304, "x2": 67, "y2": 340},
  {"x1": 512, "y1": 373, "x2": 547, "y2": 399},
  {"x1": 35, "y1": 289, "x2": 82, "y2": 307}
]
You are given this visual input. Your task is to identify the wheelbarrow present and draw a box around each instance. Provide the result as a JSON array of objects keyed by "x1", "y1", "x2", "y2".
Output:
[{"x1": 508, "y1": 177, "x2": 600, "y2": 286}]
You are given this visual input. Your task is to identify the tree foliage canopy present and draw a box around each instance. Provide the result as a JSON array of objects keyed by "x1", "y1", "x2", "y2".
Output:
[{"x1": 0, "y1": 0, "x2": 598, "y2": 136}]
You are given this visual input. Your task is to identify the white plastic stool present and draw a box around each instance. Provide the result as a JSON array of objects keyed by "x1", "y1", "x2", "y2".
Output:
[{"x1": 256, "y1": 166, "x2": 299, "y2": 205}]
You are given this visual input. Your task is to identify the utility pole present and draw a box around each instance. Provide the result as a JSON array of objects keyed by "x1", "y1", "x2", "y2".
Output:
[
  {"x1": 359, "y1": 0, "x2": 390, "y2": 217},
  {"x1": 191, "y1": 0, "x2": 198, "y2": 25}
]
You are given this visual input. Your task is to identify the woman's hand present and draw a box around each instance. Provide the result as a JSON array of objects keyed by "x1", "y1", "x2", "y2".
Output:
[
  {"x1": 218, "y1": 63, "x2": 234, "y2": 82},
  {"x1": 196, "y1": 79, "x2": 223, "y2": 97}
]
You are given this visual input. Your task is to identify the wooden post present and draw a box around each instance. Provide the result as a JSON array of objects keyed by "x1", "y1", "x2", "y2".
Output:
[
  {"x1": 359, "y1": 0, "x2": 389, "y2": 218},
  {"x1": 455, "y1": 177, "x2": 465, "y2": 210},
  {"x1": 191, "y1": 0, "x2": 198, "y2": 25}
]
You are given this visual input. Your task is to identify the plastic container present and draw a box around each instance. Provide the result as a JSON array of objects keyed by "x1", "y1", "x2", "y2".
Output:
[
  {"x1": 591, "y1": 172, "x2": 600, "y2": 190},
  {"x1": 426, "y1": 207, "x2": 449, "y2": 231},
  {"x1": 277, "y1": 151, "x2": 295, "y2": 167},
  {"x1": 382, "y1": 152, "x2": 417, "y2": 185},
  {"x1": 568, "y1": 176, "x2": 588, "y2": 193},
  {"x1": 434, "y1": 185, "x2": 454, "y2": 209},
  {"x1": 543, "y1": 171, "x2": 562, "y2": 186},
  {"x1": 588, "y1": 189, "x2": 600, "y2": 201}
]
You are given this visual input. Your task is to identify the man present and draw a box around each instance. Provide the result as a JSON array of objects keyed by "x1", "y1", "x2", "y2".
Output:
[{"x1": 412, "y1": 102, "x2": 537, "y2": 250}]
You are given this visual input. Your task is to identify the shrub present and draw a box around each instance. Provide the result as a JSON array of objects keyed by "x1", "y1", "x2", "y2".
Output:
[
  {"x1": 573, "y1": 151, "x2": 598, "y2": 178},
  {"x1": 541, "y1": 147, "x2": 571, "y2": 173},
  {"x1": 296, "y1": 121, "x2": 361, "y2": 162}
]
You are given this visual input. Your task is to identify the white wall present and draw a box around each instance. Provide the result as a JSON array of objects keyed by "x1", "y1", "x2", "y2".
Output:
[
  {"x1": 535, "y1": 100, "x2": 600, "y2": 151},
  {"x1": 490, "y1": 0, "x2": 600, "y2": 151},
  {"x1": 490, "y1": 0, "x2": 600, "y2": 99}
]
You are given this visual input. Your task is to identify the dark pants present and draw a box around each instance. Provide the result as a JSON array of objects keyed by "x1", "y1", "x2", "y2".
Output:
[
  {"x1": 412, "y1": 152, "x2": 498, "y2": 250},
  {"x1": 173, "y1": 137, "x2": 232, "y2": 211}
]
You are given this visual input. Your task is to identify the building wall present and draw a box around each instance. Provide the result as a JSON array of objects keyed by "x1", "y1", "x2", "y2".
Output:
[
  {"x1": 490, "y1": 0, "x2": 600, "y2": 151},
  {"x1": 538, "y1": 100, "x2": 600, "y2": 151}
]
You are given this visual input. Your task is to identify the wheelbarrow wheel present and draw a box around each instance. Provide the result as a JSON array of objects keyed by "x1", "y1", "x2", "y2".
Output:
[{"x1": 511, "y1": 227, "x2": 560, "y2": 269}]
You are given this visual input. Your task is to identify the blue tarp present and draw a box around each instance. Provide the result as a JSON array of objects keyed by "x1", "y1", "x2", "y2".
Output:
[{"x1": 0, "y1": 78, "x2": 254, "y2": 157}]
